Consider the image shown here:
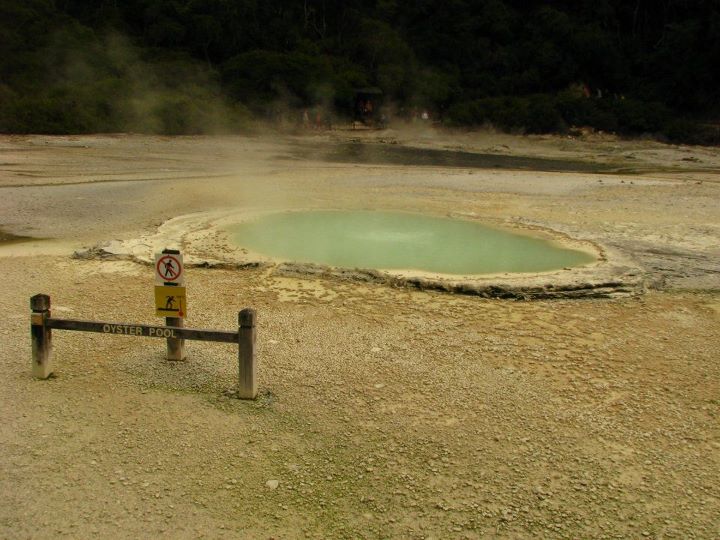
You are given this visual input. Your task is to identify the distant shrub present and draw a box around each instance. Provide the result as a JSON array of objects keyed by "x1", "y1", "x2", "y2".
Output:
[
  {"x1": 148, "y1": 92, "x2": 252, "y2": 135},
  {"x1": 0, "y1": 85, "x2": 252, "y2": 135},
  {"x1": 664, "y1": 119, "x2": 720, "y2": 145},
  {"x1": 446, "y1": 92, "x2": 718, "y2": 145},
  {"x1": 0, "y1": 95, "x2": 92, "y2": 134},
  {"x1": 524, "y1": 95, "x2": 567, "y2": 133},
  {"x1": 446, "y1": 95, "x2": 565, "y2": 134},
  {"x1": 555, "y1": 93, "x2": 618, "y2": 132},
  {"x1": 222, "y1": 50, "x2": 333, "y2": 109},
  {"x1": 611, "y1": 99, "x2": 671, "y2": 134}
]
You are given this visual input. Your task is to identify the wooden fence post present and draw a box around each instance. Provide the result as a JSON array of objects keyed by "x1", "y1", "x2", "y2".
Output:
[
  {"x1": 238, "y1": 308, "x2": 257, "y2": 399},
  {"x1": 30, "y1": 294, "x2": 53, "y2": 379},
  {"x1": 166, "y1": 315, "x2": 186, "y2": 361}
]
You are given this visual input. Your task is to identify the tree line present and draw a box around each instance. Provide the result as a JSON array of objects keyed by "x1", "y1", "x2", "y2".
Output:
[{"x1": 1, "y1": 0, "x2": 718, "y2": 143}]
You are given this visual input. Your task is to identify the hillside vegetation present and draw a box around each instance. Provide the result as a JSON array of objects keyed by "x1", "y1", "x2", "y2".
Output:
[{"x1": 1, "y1": 1, "x2": 719, "y2": 142}]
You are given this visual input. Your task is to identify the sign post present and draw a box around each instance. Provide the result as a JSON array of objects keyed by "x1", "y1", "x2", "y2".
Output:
[
  {"x1": 30, "y1": 294, "x2": 53, "y2": 378},
  {"x1": 155, "y1": 249, "x2": 186, "y2": 360}
]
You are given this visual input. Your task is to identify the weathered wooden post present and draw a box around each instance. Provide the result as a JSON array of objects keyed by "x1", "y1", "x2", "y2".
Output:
[
  {"x1": 30, "y1": 294, "x2": 53, "y2": 379},
  {"x1": 166, "y1": 315, "x2": 185, "y2": 361},
  {"x1": 238, "y1": 308, "x2": 257, "y2": 399}
]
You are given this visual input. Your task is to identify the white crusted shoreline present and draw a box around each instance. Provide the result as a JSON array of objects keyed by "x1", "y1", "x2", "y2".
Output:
[{"x1": 78, "y1": 208, "x2": 644, "y2": 299}]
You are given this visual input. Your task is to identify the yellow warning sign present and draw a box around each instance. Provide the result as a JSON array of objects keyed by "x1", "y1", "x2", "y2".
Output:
[{"x1": 154, "y1": 286, "x2": 187, "y2": 318}]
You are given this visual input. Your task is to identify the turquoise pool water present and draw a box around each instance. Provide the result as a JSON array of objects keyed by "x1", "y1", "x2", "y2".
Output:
[{"x1": 226, "y1": 211, "x2": 594, "y2": 275}]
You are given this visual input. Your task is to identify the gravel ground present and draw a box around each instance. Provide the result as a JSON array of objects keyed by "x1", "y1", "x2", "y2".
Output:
[{"x1": 1, "y1": 132, "x2": 719, "y2": 538}]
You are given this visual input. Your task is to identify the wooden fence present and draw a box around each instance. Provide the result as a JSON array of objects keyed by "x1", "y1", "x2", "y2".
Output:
[{"x1": 30, "y1": 294, "x2": 257, "y2": 399}]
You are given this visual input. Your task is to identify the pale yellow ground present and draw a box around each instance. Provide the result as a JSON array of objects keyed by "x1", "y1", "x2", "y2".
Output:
[{"x1": 0, "y1": 130, "x2": 718, "y2": 539}]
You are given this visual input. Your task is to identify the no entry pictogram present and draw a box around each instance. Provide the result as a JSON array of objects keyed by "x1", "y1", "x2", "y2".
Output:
[{"x1": 155, "y1": 253, "x2": 184, "y2": 285}]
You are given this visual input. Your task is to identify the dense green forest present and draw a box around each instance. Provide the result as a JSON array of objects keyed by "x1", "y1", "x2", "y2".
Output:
[{"x1": 1, "y1": 0, "x2": 719, "y2": 142}]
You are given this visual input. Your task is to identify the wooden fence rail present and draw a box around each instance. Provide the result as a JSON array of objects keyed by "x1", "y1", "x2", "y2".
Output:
[
  {"x1": 45, "y1": 319, "x2": 240, "y2": 343},
  {"x1": 30, "y1": 294, "x2": 258, "y2": 399}
]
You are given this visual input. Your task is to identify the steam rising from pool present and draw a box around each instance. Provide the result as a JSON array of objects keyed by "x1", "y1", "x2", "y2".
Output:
[{"x1": 226, "y1": 211, "x2": 594, "y2": 275}]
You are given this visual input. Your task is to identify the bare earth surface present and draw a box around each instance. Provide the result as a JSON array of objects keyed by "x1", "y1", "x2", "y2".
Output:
[{"x1": 0, "y1": 130, "x2": 718, "y2": 539}]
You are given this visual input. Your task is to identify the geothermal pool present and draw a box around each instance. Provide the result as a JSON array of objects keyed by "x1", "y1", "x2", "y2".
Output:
[{"x1": 226, "y1": 211, "x2": 594, "y2": 275}]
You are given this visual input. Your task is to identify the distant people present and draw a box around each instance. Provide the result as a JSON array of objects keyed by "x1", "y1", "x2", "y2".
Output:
[{"x1": 302, "y1": 108, "x2": 310, "y2": 129}]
